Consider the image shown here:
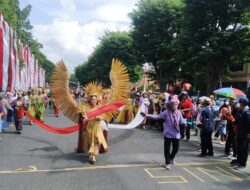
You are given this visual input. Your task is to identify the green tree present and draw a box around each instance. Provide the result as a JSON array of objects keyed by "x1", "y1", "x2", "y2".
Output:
[
  {"x1": 0, "y1": 0, "x2": 19, "y2": 29},
  {"x1": 129, "y1": 0, "x2": 184, "y2": 90},
  {"x1": 70, "y1": 73, "x2": 77, "y2": 82},
  {"x1": 75, "y1": 31, "x2": 142, "y2": 86},
  {"x1": 179, "y1": 0, "x2": 250, "y2": 94}
]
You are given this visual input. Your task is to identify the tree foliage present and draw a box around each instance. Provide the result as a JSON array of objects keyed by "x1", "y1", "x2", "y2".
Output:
[
  {"x1": 75, "y1": 31, "x2": 142, "y2": 87},
  {"x1": 178, "y1": 0, "x2": 250, "y2": 94},
  {"x1": 129, "y1": 0, "x2": 184, "y2": 90}
]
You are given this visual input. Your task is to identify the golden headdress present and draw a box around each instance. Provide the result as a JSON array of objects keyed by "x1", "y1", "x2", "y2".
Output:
[{"x1": 85, "y1": 82, "x2": 103, "y2": 98}]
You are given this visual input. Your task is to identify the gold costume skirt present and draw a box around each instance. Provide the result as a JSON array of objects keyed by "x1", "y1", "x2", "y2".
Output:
[{"x1": 83, "y1": 119, "x2": 108, "y2": 156}]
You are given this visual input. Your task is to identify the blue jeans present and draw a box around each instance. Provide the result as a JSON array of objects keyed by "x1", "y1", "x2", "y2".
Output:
[
  {"x1": 0, "y1": 119, "x2": 2, "y2": 132},
  {"x1": 2, "y1": 116, "x2": 8, "y2": 129}
]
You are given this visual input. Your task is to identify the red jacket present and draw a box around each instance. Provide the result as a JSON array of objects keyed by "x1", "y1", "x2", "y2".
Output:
[{"x1": 179, "y1": 99, "x2": 193, "y2": 118}]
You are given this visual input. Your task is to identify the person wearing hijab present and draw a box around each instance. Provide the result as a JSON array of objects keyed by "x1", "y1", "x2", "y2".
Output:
[{"x1": 145, "y1": 97, "x2": 187, "y2": 170}]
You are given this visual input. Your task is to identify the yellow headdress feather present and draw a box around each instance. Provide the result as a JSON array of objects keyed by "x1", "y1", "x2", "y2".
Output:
[{"x1": 85, "y1": 82, "x2": 103, "y2": 98}]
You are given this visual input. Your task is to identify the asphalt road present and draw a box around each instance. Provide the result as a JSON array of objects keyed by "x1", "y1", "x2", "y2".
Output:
[{"x1": 0, "y1": 109, "x2": 249, "y2": 190}]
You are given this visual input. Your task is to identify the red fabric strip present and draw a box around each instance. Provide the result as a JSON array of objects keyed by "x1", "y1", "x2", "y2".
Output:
[
  {"x1": 24, "y1": 101, "x2": 125, "y2": 134},
  {"x1": 86, "y1": 100, "x2": 125, "y2": 119},
  {"x1": 24, "y1": 110, "x2": 80, "y2": 134}
]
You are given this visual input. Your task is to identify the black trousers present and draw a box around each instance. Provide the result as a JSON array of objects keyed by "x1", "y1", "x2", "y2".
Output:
[
  {"x1": 225, "y1": 129, "x2": 236, "y2": 156},
  {"x1": 236, "y1": 138, "x2": 249, "y2": 167},
  {"x1": 180, "y1": 118, "x2": 191, "y2": 140},
  {"x1": 14, "y1": 117, "x2": 22, "y2": 131},
  {"x1": 200, "y1": 131, "x2": 213, "y2": 155},
  {"x1": 164, "y1": 137, "x2": 179, "y2": 164},
  {"x1": 7, "y1": 109, "x2": 13, "y2": 123}
]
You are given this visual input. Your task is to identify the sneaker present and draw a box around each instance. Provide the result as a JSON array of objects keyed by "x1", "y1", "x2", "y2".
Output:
[
  {"x1": 170, "y1": 160, "x2": 176, "y2": 165},
  {"x1": 165, "y1": 164, "x2": 171, "y2": 170},
  {"x1": 228, "y1": 155, "x2": 237, "y2": 160},
  {"x1": 234, "y1": 165, "x2": 246, "y2": 170}
]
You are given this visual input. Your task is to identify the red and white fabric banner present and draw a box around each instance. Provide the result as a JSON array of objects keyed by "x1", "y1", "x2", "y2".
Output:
[
  {"x1": 0, "y1": 13, "x2": 10, "y2": 91},
  {"x1": 0, "y1": 13, "x2": 46, "y2": 92}
]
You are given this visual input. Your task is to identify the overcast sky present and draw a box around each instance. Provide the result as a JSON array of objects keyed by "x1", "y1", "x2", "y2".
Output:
[{"x1": 20, "y1": 0, "x2": 138, "y2": 73}]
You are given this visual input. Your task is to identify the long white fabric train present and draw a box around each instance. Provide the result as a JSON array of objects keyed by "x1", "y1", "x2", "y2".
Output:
[{"x1": 108, "y1": 104, "x2": 146, "y2": 129}]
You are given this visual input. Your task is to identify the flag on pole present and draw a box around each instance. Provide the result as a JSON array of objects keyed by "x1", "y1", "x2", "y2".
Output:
[
  {"x1": 7, "y1": 27, "x2": 13, "y2": 91},
  {"x1": 0, "y1": 13, "x2": 46, "y2": 91},
  {"x1": 0, "y1": 13, "x2": 10, "y2": 91},
  {"x1": 13, "y1": 32, "x2": 19, "y2": 89}
]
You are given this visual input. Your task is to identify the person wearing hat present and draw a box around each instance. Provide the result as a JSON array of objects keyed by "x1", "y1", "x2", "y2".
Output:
[
  {"x1": 199, "y1": 97, "x2": 214, "y2": 157},
  {"x1": 232, "y1": 97, "x2": 250, "y2": 170},
  {"x1": 144, "y1": 97, "x2": 187, "y2": 170}
]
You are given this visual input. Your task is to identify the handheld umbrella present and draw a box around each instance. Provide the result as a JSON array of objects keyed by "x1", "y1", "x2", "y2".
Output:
[{"x1": 213, "y1": 87, "x2": 246, "y2": 99}]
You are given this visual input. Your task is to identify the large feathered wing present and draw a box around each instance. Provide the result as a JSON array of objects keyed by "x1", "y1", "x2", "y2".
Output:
[
  {"x1": 50, "y1": 61, "x2": 81, "y2": 123},
  {"x1": 102, "y1": 59, "x2": 130, "y2": 122}
]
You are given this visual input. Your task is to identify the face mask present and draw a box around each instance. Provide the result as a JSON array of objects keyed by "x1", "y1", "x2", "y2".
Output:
[
  {"x1": 225, "y1": 102, "x2": 229, "y2": 106},
  {"x1": 171, "y1": 104, "x2": 178, "y2": 111},
  {"x1": 235, "y1": 103, "x2": 240, "y2": 109}
]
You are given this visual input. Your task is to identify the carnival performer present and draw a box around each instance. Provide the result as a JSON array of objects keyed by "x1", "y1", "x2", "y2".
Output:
[
  {"x1": 50, "y1": 59, "x2": 130, "y2": 164},
  {"x1": 36, "y1": 89, "x2": 46, "y2": 122},
  {"x1": 79, "y1": 84, "x2": 108, "y2": 163},
  {"x1": 28, "y1": 89, "x2": 38, "y2": 125},
  {"x1": 12, "y1": 92, "x2": 27, "y2": 134}
]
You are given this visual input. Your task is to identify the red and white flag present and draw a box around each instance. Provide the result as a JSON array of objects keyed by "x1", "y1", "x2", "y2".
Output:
[
  {"x1": 0, "y1": 13, "x2": 10, "y2": 91},
  {"x1": 0, "y1": 13, "x2": 46, "y2": 91},
  {"x1": 13, "y1": 32, "x2": 19, "y2": 89}
]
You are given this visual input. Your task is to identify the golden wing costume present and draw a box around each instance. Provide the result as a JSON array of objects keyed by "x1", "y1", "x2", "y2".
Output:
[
  {"x1": 51, "y1": 59, "x2": 130, "y2": 162},
  {"x1": 51, "y1": 59, "x2": 130, "y2": 122},
  {"x1": 50, "y1": 61, "x2": 79, "y2": 123}
]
